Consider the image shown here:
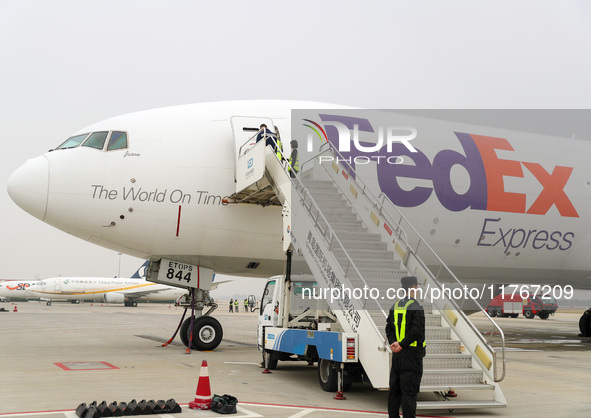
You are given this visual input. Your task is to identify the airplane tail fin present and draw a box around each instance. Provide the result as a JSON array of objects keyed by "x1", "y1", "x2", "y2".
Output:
[{"x1": 130, "y1": 261, "x2": 150, "y2": 279}]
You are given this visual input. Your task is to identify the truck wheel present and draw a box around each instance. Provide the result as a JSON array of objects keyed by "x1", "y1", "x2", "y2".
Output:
[
  {"x1": 538, "y1": 312, "x2": 550, "y2": 320},
  {"x1": 495, "y1": 309, "x2": 504, "y2": 317},
  {"x1": 488, "y1": 309, "x2": 496, "y2": 317},
  {"x1": 318, "y1": 359, "x2": 338, "y2": 392},
  {"x1": 578, "y1": 310, "x2": 591, "y2": 337},
  {"x1": 262, "y1": 350, "x2": 279, "y2": 370},
  {"x1": 524, "y1": 310, "x2": 534, "y2": 319}
]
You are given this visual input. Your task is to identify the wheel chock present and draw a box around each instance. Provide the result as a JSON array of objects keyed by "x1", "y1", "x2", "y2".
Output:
[
  {"x1": 118, "y1": 401, "x2": 131, "y2": 416},
  {"x1": 96, "y1": 400, "x2": 111, "y2": 417},
  {"x1": 126, "y1": 399, "x2": 139, "y2": 415},
  {"x1": 145, "y1": 399, "x2": 157, "y2": 413},
  {"x1": 75, "y1": 403, "x2": 88, "y2": 417},
  {"x1": 153, "y1": 400, "x2": 166, "y2": 413},
  {"x1": 83, "y1": 406, "x2": 101, "y2": 418},
  {"x1": 108, "y1": 401, "x2": 124, "y2": 416},
  {"x1": 165, "y1": 398, "x2": 182, "y2": 413}
]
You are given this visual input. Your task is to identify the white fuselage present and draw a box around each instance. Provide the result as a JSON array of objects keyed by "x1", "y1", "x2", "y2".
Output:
[
  {"x1": 0, "y1": 280, "x2": 39, "y2": 300},
  {"x1": 7, "y1": 101, "x2": 591, "y2": 289},
  {"x1": 27, "y1": 277, "x2": 185, "y2": 303}
]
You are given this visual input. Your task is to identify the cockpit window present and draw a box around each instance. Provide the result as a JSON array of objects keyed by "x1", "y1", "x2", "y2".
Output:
[
  {"x1": 107, "y1": 131, "x2": 128, "y2": 150},
  {"x1": 82, "y1": 131, "x2": 109, "y2": 150},
  {"x1": 56, "y1": 133, "x2": 89, "y2": 149}
]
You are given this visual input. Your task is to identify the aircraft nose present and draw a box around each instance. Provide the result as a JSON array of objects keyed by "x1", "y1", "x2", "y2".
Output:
[{"x1": 7, "y1": 155, "x2": 50, "y2": 221}]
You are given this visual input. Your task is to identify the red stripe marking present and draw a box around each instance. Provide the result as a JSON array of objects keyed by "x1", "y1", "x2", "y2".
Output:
[
  {"x1": 176, "y1": 205, "x2": 182, "y2": 237},
  {"x1": 54, "y1": 361, "x2": 119, "y2": 371}
]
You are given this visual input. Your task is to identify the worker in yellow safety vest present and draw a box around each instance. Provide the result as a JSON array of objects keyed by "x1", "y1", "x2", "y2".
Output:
[
  {"x1": 385, "y1": 276, "x2": 426, "y2": 418},
  {"x1": 288, "y1": 140, "x2": 299, "y2": 178}
]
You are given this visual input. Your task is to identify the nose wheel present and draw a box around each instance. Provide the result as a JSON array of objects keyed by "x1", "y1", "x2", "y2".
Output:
[{"x1": 180, "y1": 316, "x2": 223, "y2": 351}]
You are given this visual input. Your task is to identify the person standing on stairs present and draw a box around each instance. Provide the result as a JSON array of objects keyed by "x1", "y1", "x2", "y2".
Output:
[{"x1": 385, "y1": 276, "x2": 426, "y2": 418}]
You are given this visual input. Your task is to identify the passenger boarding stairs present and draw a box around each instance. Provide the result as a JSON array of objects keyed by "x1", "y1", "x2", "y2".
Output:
[{"x1": 231, "y1": 122, "x2": 506, "y2": 410}]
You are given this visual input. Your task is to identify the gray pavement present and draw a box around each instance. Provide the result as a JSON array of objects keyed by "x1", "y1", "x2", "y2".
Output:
[{"x1": 0, "y1": 301, "x2": 589, "y2": 417}]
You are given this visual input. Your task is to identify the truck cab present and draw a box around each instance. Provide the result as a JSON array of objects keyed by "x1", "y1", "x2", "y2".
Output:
[{"x1": 257, "y1": 275, "x2": 359, "y2": 392}]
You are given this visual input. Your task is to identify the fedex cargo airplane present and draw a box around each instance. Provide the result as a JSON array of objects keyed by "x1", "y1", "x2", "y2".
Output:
[
  {"x1": 25, "y1": 261, "x2": 186, "y2": 306},
  {"x1": 7, "y1": 100, "x2": 591, "y2": 342}
]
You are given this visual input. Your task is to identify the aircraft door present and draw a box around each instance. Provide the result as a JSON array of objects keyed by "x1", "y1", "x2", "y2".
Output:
[
  {"x1": 54, "y1": 280, "x2": 61, "y2": 292},
  {"x1": 230, "y1": 116, "x2": 275, "y2": 182}
]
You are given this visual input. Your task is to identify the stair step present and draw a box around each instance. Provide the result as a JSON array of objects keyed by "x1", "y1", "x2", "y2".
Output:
[
  {"x1": 420, "y1": 383, "x2": 495, "y2": 392},
  {"x1": 333, "y1": 248, "x2": 395, "y2": 261},
  {"x1": 424, "y1": 354, "x2": 473, "y2": 369},
  {"x1": 416, "y1": 400, "x2": 505, "y2": 409},
  {"x1": 341, "y1": 241, "x2": 388, "y2": 252},
  {"x1": 426, "y1": 340, "x2": 462, "y2": 354},
  {"x1": 426, "y1": 327, "x2": 451, "y2": 340},
  {"x1": 334, "y1": 232, "x2": 382, "y2": 242},
  {"x1": 422, "y1": 369, "x2": 483, "y2": 385}
]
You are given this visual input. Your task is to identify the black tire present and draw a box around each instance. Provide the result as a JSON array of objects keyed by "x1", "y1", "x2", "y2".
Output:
[
  {"x1": 488, "y1": 309, "x2": 496, "y2": 317},
  {"x1": 510, "y1": 314, "x2": 519, "y2": 318},
  {"x1": 579, "y1": 310, "x2": 591, "y2": 337},
  {"x1": 524, "y1": 309, "x2": 534, "y2": 319},
  {"x1": 495, "y1": 309, "x2": 504, "y2": 317},
  {"x1": 262, "y1": 350, "x2": 279, "y2": 370},
  {"x1": 538, "y1": 312, "x2": 550, "y2": 320},
  {"x1": 46, "y1": 301, "x2": 51, "y2": 306},
  {"x1": 180, "y1": 318, "x2": 190, "y2": 347},
  {"x1": 131, "y1": 301, "x2": 138, "y2": 307},
  {"x1": 318, "y1": 359, "x2": 338, "y2": 392},
  {"x1": 184, "y1": 316, "x2": 223, "y2": 350}
]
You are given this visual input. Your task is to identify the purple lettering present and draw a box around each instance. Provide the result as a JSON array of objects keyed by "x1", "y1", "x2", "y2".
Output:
[
  {"x1": 431, "y1": 133, "x2": 488, "y2": 211},
  {"x1": 532, "y1": 230, "x2": 549, "y2": 249},
  {"x1": 560, "y1": 232, "x2": 574, "y2": 250},
  {"x1": 477, "y1": 218, "x2": 498, "y2": 247},
  {"x1": 377, "y1": 143, "x2": 433, "y2": 207}
]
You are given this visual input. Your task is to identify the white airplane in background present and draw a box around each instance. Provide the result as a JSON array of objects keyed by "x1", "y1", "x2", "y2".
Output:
[
  {"x1": 7, "y1": 100, "x2": 591, "y2": 347},
  {"x1": 0, "y1": 279, "x2": 39, "y2": 301},
  {"x1": 26, "y1": 261, "x2": 187, "y2": 306}
]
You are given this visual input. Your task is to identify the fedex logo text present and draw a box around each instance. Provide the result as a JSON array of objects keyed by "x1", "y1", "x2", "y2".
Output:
[{"x1": 377, "y1": 132, "x2": 579, "y2": 218}]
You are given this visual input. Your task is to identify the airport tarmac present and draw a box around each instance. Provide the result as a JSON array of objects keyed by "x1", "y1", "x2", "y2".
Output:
[{"x1": 0, "y1": 301, "x2": 589, "y2": 417}]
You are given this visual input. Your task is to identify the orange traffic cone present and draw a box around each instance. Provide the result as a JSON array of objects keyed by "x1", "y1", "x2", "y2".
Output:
[
  {"x1": 13, "y1": 305, "x2": 18, "y2": 312},
  {"x1": 189, "y1": 360, "x2": 212, "y2": 410}
]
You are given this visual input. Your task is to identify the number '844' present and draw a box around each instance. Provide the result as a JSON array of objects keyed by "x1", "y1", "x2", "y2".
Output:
[{"x1": 166, "y1": 268, "x2": 191, "y2": 282}]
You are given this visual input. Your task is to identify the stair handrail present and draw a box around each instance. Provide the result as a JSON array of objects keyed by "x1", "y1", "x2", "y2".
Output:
[
  {"x1": 301, "y1": 142, "x2": 506, "y2": 382},
  {"x1": 259, "y1": 142, "x2": 393, "y2": 352}
]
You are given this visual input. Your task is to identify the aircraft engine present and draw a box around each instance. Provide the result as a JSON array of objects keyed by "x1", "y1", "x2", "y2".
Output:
[{"x1": 104, "y1": 292, "x2": 125, "y2": 303}]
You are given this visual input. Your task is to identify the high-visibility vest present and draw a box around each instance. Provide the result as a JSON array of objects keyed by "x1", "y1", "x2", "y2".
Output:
[
  {"x1": 393, "y1": 299, "x2": 426, "y2": 348},
  {"x1": 289, "y1": 149, "x2": 299, "y2": 174},
  {"x1": 275, "y1": 137, "x2": 283, "y2": 159}
]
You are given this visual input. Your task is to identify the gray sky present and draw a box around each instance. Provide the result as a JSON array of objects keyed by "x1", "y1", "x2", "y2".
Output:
[{"x1": 1, "y1": 1, "x2": 591, "y2": 297}]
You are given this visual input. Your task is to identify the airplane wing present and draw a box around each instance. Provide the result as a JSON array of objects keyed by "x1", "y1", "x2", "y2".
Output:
[
  {"x1": 210, "y1": 280, "x2": 232, "y2": 291},
  {"x1": 120, "y1": 284, "x2": 178, "y2": 299}
]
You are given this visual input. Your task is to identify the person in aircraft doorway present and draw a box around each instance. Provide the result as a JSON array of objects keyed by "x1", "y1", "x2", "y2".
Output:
[
  {"x1": 255, "y1": 124, "x2": 283, "y2": 159},
  {"x1": 385, "y1": 276, "x2": 426, "y2": 418}
]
